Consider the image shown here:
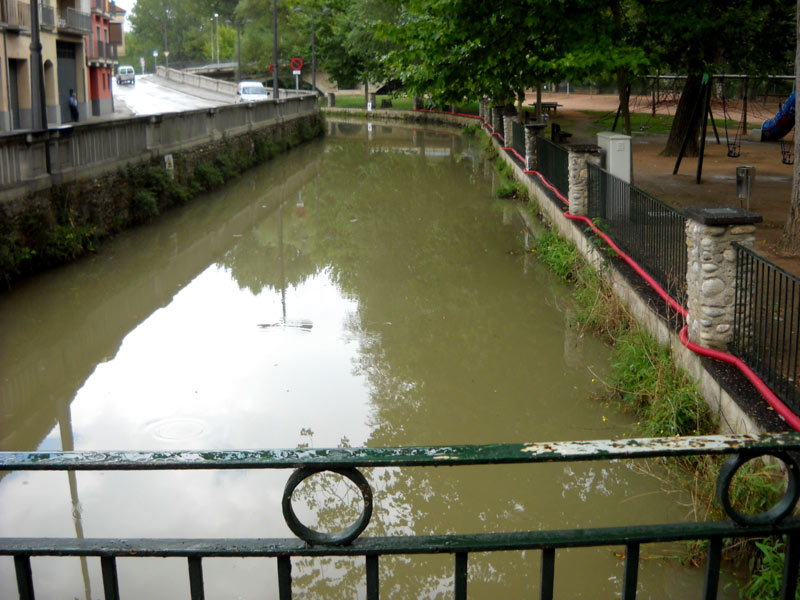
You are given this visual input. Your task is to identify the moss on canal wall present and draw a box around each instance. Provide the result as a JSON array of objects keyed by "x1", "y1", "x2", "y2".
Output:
[{"x1": 0, "y1": 114, "x2": 324, "y2": 288}]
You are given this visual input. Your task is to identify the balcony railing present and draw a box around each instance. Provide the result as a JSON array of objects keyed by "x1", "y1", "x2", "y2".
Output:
[
  {"x1": 3, "y1": 0, "x2": 53, "y2": 27},
  {"x1": 86, "y1": 39, "x2": 118, "y2": 62},
  {"x1": 2, "y1": 433, "x2": 800, "y2": 599},
  {"x1": 57, "y1": 5, "x2": 89, "y2": 33}
]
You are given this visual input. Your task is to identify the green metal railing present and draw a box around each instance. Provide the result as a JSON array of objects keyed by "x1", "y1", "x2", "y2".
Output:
[
  {"x1": 536, "y1": 135, "x2": 569, "y2": 198},
  {"x1": 587, "y1": 163, "x2": 688, "y2": 306},
  {"x1": 3, "y1": 434, "x2": 800, "y2": 599},
  {"x1": 733, "y1": 243, "x2": 800, "y2": 413}
]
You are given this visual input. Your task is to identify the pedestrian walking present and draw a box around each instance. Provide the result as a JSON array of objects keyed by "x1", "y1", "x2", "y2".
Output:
[{"x1": 68, "y1": 89, "x2": 79, "y2": 122}]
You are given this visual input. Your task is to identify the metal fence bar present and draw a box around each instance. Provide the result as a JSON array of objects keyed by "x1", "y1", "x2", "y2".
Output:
[
  {"x1": 535, "y1": 135, "x2": 569, "y2": 197},
  {"x1": 14, "y1": 556, "x2": 34, "y2": 600},
  {"x1": 455, "y1": 552, "x2": 468, "y2": 600},
  {"x1": 539, "y1": 548, "x2": 555, "y2": 600},
  {"x1": 366, "y1": 555, "x2": 379, "y2": 600},
  {"x1": 101, "y1": 556, "x2": 121, "y2": 600},
  {"x1": 782, "y1": 534, "x2": 800, "y2": 600},
  {"x1": 701, "y1": 537, "x2": 722, "y2": 600},
  {"x1": 278, "y1": 555, "x2": 292, "y2": 600},
  {"x1": 586, "y1": 163, "x2": 687, "y2": 306},
  {"x1": 188, "y1": 556, "x2": 205, "y2": 600},
  {"x1": 512, "y1": 121, "x2": 525, "y2": 158},
  {"x1": 622, "y1": 543, "x2": 639, "y2": 600},
  {"x1": 732, "y1": 244, "x2": 800, "y2": 411},
  {"x1": 3, "y1": 436, "x2": 800, "y2": 598}
]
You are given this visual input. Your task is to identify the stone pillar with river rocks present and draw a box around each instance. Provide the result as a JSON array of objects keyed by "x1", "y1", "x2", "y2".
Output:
[
  {"x1": 503, "y1": 113, "x2": 516, "y2": 146},
  {"x1": 683, "y1": 206, "x2": 762, "y2": 351},
  {"x1": 567, "y1": 145, "x2": 602, "y2": 217},
  {"x1": 492, "y1": 106, "x2": 503, "y2": 135},
  {"x1": 524, "y1": 123, "x2": 546, "y2": 170}
]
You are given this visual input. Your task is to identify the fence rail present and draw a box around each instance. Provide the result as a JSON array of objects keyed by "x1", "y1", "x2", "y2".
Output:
[
  {"x1": 733, "y1": 243, "x2": 800, "y2": 413},
  {"x1": 0, "y1": 94, "x2": 319, "y2": 193},
  {"x1": 536, "y1": 135, "x2": 569, "y2": 197},
  {"x1": 587, "y1": 162, "x2": 688, "y2": 306},
  {"x1": 3, "y1": 434, "x2": 800, "y2": 599}
]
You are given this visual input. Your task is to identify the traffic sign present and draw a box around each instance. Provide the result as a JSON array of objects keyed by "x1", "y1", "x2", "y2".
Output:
[
  {"x1": 290, "y1": 57, "x2": 303, "y2": 70},
  {"x1": 268, "y1": 64, "x2": 274, "y2": 73}
]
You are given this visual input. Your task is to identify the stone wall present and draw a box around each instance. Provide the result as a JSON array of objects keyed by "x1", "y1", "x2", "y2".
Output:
[{"x1": 0, "y1": 113, "x2": 324, "y2": 286}]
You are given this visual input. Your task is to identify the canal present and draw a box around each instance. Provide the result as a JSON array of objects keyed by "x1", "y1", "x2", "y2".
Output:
[{"x1": 0, "y1": 120, "x2": 735, "y2": 598}]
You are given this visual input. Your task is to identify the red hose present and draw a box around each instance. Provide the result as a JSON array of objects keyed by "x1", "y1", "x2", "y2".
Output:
[
  {"x1": 413, "y1": 107, "x2": 800, "y2": 429},
  {"x1": 497, "y1": 130, "x2": 798, "y2": 430}
]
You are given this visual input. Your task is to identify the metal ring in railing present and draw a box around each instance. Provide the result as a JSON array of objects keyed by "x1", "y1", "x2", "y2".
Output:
[
  {"x1": 716, "y1": 451, "x2": 800, "y2": 526},
  {"x1": 282, "y1": 466, "x2": 373, "y2": 546}
]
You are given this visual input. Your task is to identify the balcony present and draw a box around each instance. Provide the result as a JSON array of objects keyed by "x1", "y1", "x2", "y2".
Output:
[
  {"x1": 56, "y1": 5, "x2": 89, "y2": 34},
  {"x1": 1, "y1": 0, "x2": 53, "y2": 29},
  {"x1": 86, "y1": 37, "x2": 118, "y2": 65},
  {"x1": 91, "y1": 0, "x2": 108, "y2": 17}
]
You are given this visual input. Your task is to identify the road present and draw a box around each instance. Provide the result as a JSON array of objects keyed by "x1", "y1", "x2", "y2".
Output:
[{"x1": 112, "y1": 74, "x2": 230, "y2": 117}]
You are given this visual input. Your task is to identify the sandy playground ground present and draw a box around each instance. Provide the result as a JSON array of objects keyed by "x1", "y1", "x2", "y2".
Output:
[{"x1": 533, "y1": 91, "x2": 799, "y2": 277}]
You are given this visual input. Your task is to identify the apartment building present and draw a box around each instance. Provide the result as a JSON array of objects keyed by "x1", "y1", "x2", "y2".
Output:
[{"x1": 0, "y1": 0, "x2": 123, "y2": 130}]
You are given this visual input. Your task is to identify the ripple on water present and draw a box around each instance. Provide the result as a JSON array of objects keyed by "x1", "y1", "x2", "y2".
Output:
[{"x1": 147, "y1": 418, "x2": 207, "y2": 442}]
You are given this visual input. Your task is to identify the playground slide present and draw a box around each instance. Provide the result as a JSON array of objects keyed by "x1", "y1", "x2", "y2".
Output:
[{"x1": 761, "y1": 90, "x2": 796, "y2": 141}]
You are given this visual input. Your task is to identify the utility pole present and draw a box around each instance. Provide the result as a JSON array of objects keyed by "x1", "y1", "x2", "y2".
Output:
[{"x1": 272, "y1": 0, "x2": 278, "y2": 99}]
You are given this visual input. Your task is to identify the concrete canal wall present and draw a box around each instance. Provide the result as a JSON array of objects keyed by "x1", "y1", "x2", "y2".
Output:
[{"x1": 0, "y1": 96, "x2": 322, "y2": 286}]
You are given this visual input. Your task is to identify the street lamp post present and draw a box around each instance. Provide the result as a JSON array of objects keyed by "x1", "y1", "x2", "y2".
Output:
[
  {"x1": 214, "y1": 13, "x2": 220, "y2": 67},
  {"x1": 272, "y1": 0, "x2": 278, "y2": 99}
]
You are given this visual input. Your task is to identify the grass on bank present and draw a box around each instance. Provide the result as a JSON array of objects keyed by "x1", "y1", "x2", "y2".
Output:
[
  {"x1": 322, "y1": 94, "x2": 480, "y2": 115},
  {"x1": 522, "y1": 210, "x2": 794, "y2": 600}
]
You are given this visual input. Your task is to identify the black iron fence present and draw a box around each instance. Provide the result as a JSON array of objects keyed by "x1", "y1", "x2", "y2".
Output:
[
  {"x1": 511, "y1": 120, "x2": 525, "y2": 159},
  {"x1": 587, "y1": 163, "x2": 688, "y2": 306},
  {"x1": 536, "y1": 135, "x2": 569, "y2": 197},
  {"x1": 3, "y1": 434, "x2": 800, "y2": 599},
  {"x1": 732, "y1": 243, "x2": 800, "y2": 413}
]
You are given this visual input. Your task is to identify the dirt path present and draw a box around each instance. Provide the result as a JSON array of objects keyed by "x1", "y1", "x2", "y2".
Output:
[{"x1": 534, "y1": 92, "x2": 800, "y2": 277}]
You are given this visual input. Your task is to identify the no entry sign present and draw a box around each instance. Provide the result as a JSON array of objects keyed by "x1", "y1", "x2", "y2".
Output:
[{"x1": 290, "y1": 57, "x2": 303, "y2": 71}]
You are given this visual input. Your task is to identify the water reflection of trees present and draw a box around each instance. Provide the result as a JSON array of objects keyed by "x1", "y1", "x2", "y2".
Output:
[{"x1": 215, "y1": 126, "x2": 658, "y2": 597}]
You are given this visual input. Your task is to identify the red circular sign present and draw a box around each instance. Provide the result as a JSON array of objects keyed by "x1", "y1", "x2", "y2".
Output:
[{"x1": 290, "y1": 57, "x2": 303, "y2": 70}]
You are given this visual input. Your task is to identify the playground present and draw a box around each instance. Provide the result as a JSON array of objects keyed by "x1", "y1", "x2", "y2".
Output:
[{"x1": 537, "y1": 91, "x2": 799, "y2": 277}]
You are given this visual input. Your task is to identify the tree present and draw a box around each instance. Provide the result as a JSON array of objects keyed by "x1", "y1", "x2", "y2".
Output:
[
  {"x1": 648, "y1": 0, "x2": 795, "y2": 156},
  {"x1": 778, "y1": 0, "x2": 800, "y2": 254}
]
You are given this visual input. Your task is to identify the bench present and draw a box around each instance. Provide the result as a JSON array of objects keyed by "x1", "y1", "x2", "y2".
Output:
[{"x1": 527, "y1": 101, "x2": 562, "y2": 114}]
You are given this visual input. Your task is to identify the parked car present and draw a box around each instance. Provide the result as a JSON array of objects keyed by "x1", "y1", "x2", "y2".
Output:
[
  {"x1": 236, "y1": 81, "x2": 271, "y2": 103},
  {"x1": 117, "y1": 66, "x2": 135, "y2": 85}
]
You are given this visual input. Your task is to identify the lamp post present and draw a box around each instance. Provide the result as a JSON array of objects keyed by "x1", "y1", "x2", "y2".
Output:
[
  {"x1": 209, "y1": 16, "x2": 215, "y2": 64},
  {"x1": 214, "y1": 13, "x2": 220, "y2": 67},
  {"x1": 272, "y1": 0, "x2": 278, "y2": 99},
  {"x1": 294, "y1": 7, "x2": 328, "y2": 96}
]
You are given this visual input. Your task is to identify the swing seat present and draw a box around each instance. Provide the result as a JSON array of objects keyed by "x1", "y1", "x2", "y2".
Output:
[
  {"x1": 782, "y1": 151, "x2": 793, "y2": 165},
  {"x1": 727, "y1": 145, "x2": 740, "y2": 158}
]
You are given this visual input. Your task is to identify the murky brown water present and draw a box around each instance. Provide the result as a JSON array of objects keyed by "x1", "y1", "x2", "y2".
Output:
[{"x1": 0, "y1": 121, "x2": 736, "y2": 598}]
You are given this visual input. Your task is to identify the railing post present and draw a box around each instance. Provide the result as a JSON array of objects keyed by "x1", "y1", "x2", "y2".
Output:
[
  {"x1": 328, "y1": 92, "x2": 335, "y2": 107},
  {"x1": 479, "y1": 98, "x2": 486, "y2": 120},
  {"x1": 567, "y1": 144, "x2": 602, "y2": 217},
  {"x1": 524, "y1": 123, "x2": 546, "y2": 171},
  {"x1": 682, "y1": 206, "x2": 762, "y2": 350}
]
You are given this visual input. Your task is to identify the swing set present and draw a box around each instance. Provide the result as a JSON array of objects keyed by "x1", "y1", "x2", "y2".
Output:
[{"x1": 671, "y1": 74, "x2": 795, "y2": 183}]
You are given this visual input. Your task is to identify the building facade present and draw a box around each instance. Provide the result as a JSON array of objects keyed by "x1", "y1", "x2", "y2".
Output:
[{"x1": 0, "y1": 0, "x2": 123, "y2": 130}]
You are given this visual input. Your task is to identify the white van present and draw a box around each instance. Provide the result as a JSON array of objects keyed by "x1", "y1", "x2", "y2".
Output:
[
  {"x1": 117, "y1": 66, "x2": 135, "y2": 85},
  {"x1": 236, "y1": 81, "x2": 270, "y2": 103}
]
